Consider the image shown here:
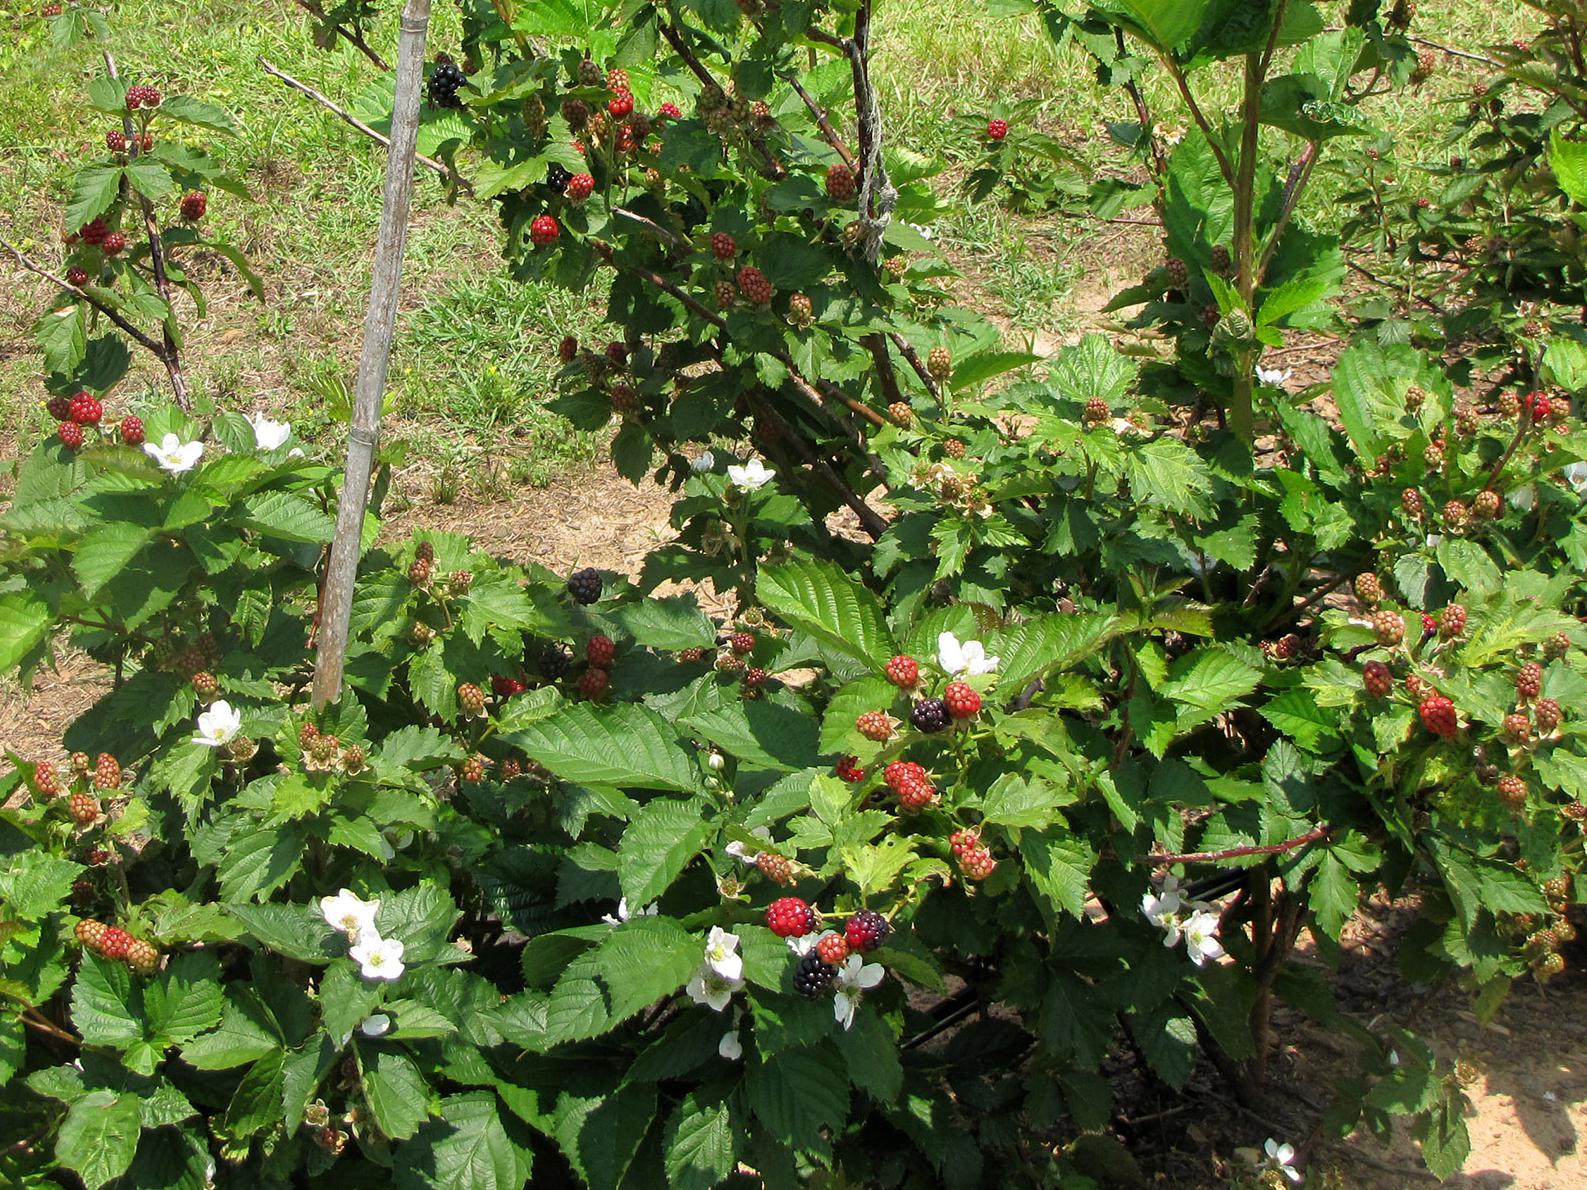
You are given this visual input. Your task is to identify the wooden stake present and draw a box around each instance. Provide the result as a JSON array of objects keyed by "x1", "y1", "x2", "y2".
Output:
[{"x1": 311, "y1": 0, "x2": 431, "y2": 708}]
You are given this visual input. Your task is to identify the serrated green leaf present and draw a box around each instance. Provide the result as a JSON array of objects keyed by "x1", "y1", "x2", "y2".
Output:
[
  {"x1": 758, "y1": 558, "x2": 893, "y2": 672},
  {"x1": 144, "y1": 951, "x2": 224, "y2": 1044},
  {"x1": 747, "y1": 1045, "x2": 848, "y2": 1151},
  {"x1": 64, "y1": 163, "x2": 123, "y2": 230},
  {"x1": 505, "y1": 703, "x2": 698, "y2": 791},
  {"x1": 618, "y1": 798, "x2": 714, "y2": 906},
  {"x1": 362, "y1": 1048, "x2": 431, "y2": 1140},
  {"x1": 55, "y1": 1090, "x2": 141, "y2": 1189},
  {"x1": 1020, "y1": 830, "x2": 1094, "y2": 919},
  {"x1": 664, "y1": 1093, "x2": 736, "y2": 1190}
]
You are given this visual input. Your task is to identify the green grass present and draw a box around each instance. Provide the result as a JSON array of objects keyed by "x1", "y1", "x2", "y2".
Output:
[{"x1": 0, "y1": 0, "x2": 1545, "y2": 488}]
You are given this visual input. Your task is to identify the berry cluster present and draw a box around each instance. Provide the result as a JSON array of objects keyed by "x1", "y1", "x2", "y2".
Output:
[
  {"x1": 75, "y1": 918, "x2": 159, "y2": 973},
  {"x1": 755, "y1": 852, "x2": 795, "y2": 886},
  {"x1": 826, "y1": 162, "x2": 856, "y2": 202},
  {"x1": 909, "y1": 697, "x2": 951, "y2": 734},
  {"x1": 856, "y1": 710, "x2": 894, "y2": 742},
  {"x1": 885, "y1": 761, "x2": 936, "y2": 812},
  {"x1": 765, "y1": 896, "x2": 816, "y2": 938},
  {"x1": 885, "y1": 654, "x2": 919, "y2": 689},
  {"x1": 180, "y1": 190, "x2": 207, "y2": 221},
  {"x1": 987, "y1": 118, "x2": 1009, "y2": 141},
  {"x1": 950, "y1": 829, "x2": 997, "y2": 881},
  {"x1": 458, "y1": 682, "x2": 487, "y2": 718},
  {"x1": 125, "y1": 83, "x2": 162, "y2": 110},
  {"x1": 427, "y1": 60, "x2": 466, "y2": 109},
  {"x1": 567, "y1": 567, "x2": 602, "y2": 605},
  {"x1": 835, "y1": 755, "x2": 865, "y2": 783}
]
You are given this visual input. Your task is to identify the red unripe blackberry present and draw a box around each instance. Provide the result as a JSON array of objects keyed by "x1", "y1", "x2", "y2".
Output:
[
  {"x1": 1371, "y1": 610, "x2": 1405, "y2": 647},
  {"x1": 742, "y1": 666, "x2": 768, "y2": 690},
  {"x1": 957, "y1": 844, "x2": 997, "y2": 882},
  {"x1": 558, "y1": 335, "x2": 578, "y2": 364},
  {"x1": 884, "y1": 760, "x2": 927, "y2": 792},
  {"x1": 755, "y1": 852, "x2": 795, "y2": 885},
  {"x1": 792, "y1": 953, "x2": 837, "y2": 998},
  {"x1": 1517, "y1": 662, "x2": 1543, "y2": 701},
  {"x1": 1545, "y1": 632, "x2": 1571, "y2": 659},
  {"x1": 1439, "y1": 604, "x2": 1467, "y2": 639},
  {"x1": 658, "y1": 102, "x2": 682, "y2": 119},
  {"x1": 490, "y1": 674, "x2": 526, "y2": 698},
  {"x1": 530, "y1": 214, "x2": 560, "y2": 247},
  {"x1": 66, "y1": 267, "x2": 89, "y2": 288},
  {"x1": 1522, "y1": 391, "x2": 1552, "y2": 423},
  {"x1": 816, "y1": 933, "x2": 850, "y2": 964},
  {"x1": 58, "y1": 422, "x2": 84, "y2": 450},
  {"x1": 606, "y1": 67, "x2": 630, "y2": 93},
  {"x1": 1404, "y1": 673, "x2": 1430, "y2": 701},
  {"x1": 765, "y1": 896, "x2": 816, "y2": 938},
  {"x1": 1535, "y1": 698, "x2": 1563, "y2": 732},
  {"x1": 729, "y1": 631, "x2": 756, "y2": 655},
  {"x1": 407, "y1": 556, "x2": 433, "y2": 587},
  {"x1": 125, "y1": 938, "x2": 159, "y2": 974},
  {"x1": 75, "y1": 918, "x2": 107, "y2": 950},
  {"x1": 106, "y1": 129, "x2": 127, "y2": 153},
  {"x1": 68, "y1": 391, "x2": 103, "y2": 424},
  {"x1": 950, "y1": 828, "x2": 980, "y2": 856},
  {"x1": 1363, "y1": 660, "x2": 1393, "y2": 699},
  {"x1": 578, "y1": 667, "x2": 609, "y2": 699},
  {"x1": 835, "y1": 755, "x2": 865, "y2": 783},
  {"x1": 499, "y1": 758, "x2": 522, "y2": 780},
  {"x1": 1497, "y1": 774, "x2": 1527, "y2": 810},
  {"x1": 101, "y1": 232, "x2": 127, "y2": 256},
  {"x1": 93, "y1": 753, "x2": 121, "y2": 790},
  {"x1": 1401, "y1": 488, "x2": 1424, "y2": 519},
  {"x1": 910, "y1": 697, "x2": 951, "y2": 734},
  {"x1": 787, "y1": 292, "x2": 814, "y2": 328},
  {"x1": 1503, "y1": 711, "x2": 1532, "y2": 743},
  {"x1": 710, "y1": 232, "x2": 737, "y2": 260},
  {"x1": 1083, "y1": 397, "x2": 1110, "y2": 427},
  {"x1": 608, "y1": 91, "x2": 634, "y2": 118},
  {"x1": 138, "y1": 132, "x2": 154, "y2": 153},
  {"x1": 944, "y1": 681, "x2": 981, "y2": 720},
  {"x1": 944, "y1": 439, "x2": 966, "y2": 459},
  {"x1": 563, "y1": 98, "x2": 590, "y2": 130},
  {"x1": 714, "y1": 280, "x2": 737, "y2": 309},
  {"x1": 180, "y1": 191, "x2": 207, "y2": 220},
  {"x1": 1165, "y1": 256, "x2": 1189, "y2": 290},
  {"x1": 587, "y1": 634, "x2": 616, "y2": 667},
  {"x1": 125, "y1": 84, "x2": 161, "y2": 109},
  {"x1": 987, "y1": 118, "x2": 1009, "y2": 140},
  {"x1": 1420, "y1": 612, "x2": 1438, "y2": 640},
  {"x1": 566, "y1": 172, "x2": 595, "y2": 201},
  {"x1": 844, "y1": 909, "x2": 891, "y2": 953},
  {"x1": 1419, "y1": 695, "x2": 1458, "y2": 738},
  {"x1": 676, "y1": 646, "x2": 705, "y2": 664},
  {"x1": 99, "y1": 926, "x2": 132, "y2": 959},
  {"x1": 1474, "y1": 489, "x2": 1501, "y2": 519},
  {"x1": 80, "y1": 218, "x2": 108, "y2": 245},
  {"x1": 576, "y1": 58, "x2": 603, "y2": 87},
  {"x1": 1210, "y1": 244, "x2": 1232, "y2": 276},
  {"x1": 458, "y1": 682, "x2": 486, "y2": 717},
  {"x1": 825, "y1": 162, "x2": 856, "y2": 202},
  {"x1": 567, "y1": 567, "x2": 602, "y2": 604},
  {"x1": 70, "y1": 752, "x2": 91, "y2": 777},
  {"x1": 46, "y1": 396, "x2": 71, "y2": 420},
  {"x1": 1443, "y1": 500, "x2": 1469, "y2": 529},
  {"x1": 86, "y1": 848, "x2": 114, "y2": 865},
  {"x1": 885, "y1": 655, "x2": 919, "y2": 689},
  {"x1": 737, "y1": 266, "x2": 773, "y2": 305},
  {"x1": 927, "y1": 347, "x2": 952, "y2": 383},
  {"x1": 885, "y1": 761, "x2": 935, "y2": 811},
  {"x1": 119, "y1": 415, "x2": 144, "y2": 445},
  {"x1": 855, "y1": 711, "x2": 894, "y2": 742},
  {"x1": 460, "y1": 757, "x2": 486, "y2": 783}
]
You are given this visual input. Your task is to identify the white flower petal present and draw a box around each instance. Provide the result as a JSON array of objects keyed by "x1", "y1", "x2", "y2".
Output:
[
  {"x1": 348, "y1": 935, "x2": 405, "y2": 981},
  {"x1": 247, "y1": 412, "x2": 291, "y2": 451},
  {"x1": 192, "y1": 700, "x2": 241, "y2": 747},
  {"x1": 717, "y1": 1029, "x2": 743, "y2": 1061},
  {"x1": 359, "y1": 1014, "x2": 391, "y2": 1037}
]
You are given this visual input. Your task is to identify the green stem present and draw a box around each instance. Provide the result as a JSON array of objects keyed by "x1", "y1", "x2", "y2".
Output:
[{"x1": 1229, "y1": 49, "x2": 1264, "y2": 446}]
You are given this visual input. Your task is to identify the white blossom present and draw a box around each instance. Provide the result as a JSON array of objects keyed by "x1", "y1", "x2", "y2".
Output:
[
  {"x1": 832, "y1": 954, "x2": 884, "y2": 1031},
  {"x1": 787, "y1": 929, "x2": 837, "y2": 957},
  {"x1": 703, "y1": 926, "x2": 744, "y2": 981},
  {"x1": 726, "y1": 827, "x2": 773, "y2": 867},
  {"x1": 348, "y1": 934, "x2": 406, "y2": 982},
  {"x1": 691, "y1": 450, "x2": 716, "y2": 473},
  {"x1": 1262, "y1": 1138, "x2": 1303, "y2": 1184},
  {"x1": 726, "y1": 457, "x2": 775, "y2": 490},
  {"x1": 686, "y1": 965, "x2": 744, "y2": 1012},
  {"x1": 1182, "y1": 908, "x2": 1225, "y2": 967},
  {"x1": 600, "y1": 898, "x2": 658, "y2": 926},
  {"x1": 144, "y1": 432, "x2": 204, "y2": 473},
  {"x1": 1563, "y1": 460, "x2": 1587, "y2": 496},
  {"x1": 247, "y1": 411, "x2": 291, "y2": 451},
  {"x1": 359, "y1": 1014, "x2": 392, "y2": 1038},
  {"x1": 319, "y1": 888, "x2": 381, "y2": 941},
  {"x1": 1185, "y1": 550, "x2": 1216, "y2": 578},
  {"x1": 718, "y1": 1028, "x2": 744, "y2": 1060},
  {"x1": 1142, "y1": 874, "x2": 1186, "y2": 943},
  {"x1": 937, "y1": 631, "x2": 999, "y2": 677},
  {"x1": 192, "y1": 700, "x2": 241, "y2": 747},
  {"x1": 1256, "y1": 365, "x2": 1293, "y2": 388}
]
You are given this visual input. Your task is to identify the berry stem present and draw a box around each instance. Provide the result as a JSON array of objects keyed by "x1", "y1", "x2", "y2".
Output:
[
  {"x1": 1, "y1": 239, "x2": 165, "y2": 355},
  {"x1": 22, "y1": 1008, "x2": 78, "y2": 1046},
  {"x1": 1143, "y1": 823, "x2": 1330, "y2": 867},
  {"x1": 288, "y1": 0, "x2": 391, "y2": 69}
]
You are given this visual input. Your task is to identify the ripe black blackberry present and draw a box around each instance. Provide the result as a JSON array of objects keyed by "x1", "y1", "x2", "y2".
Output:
[
  {"x1": 792, "y1": 953, "x2": 837, "y2": 998},
  {"x1": 545, "y1": 162, "x2": 571, "y2": 194},
  {"x1": 909, "y1": 697, "x2": 951, "y2": 734},
  {"x1": 428, "y1": 60, "x2": 466, "y2": 109},
  {"x1": 567, "y1": 567, "x2": 602, "y2": 605},
  {"x1": 540, "y1": 642, "x2": 571, "y2": 679}
]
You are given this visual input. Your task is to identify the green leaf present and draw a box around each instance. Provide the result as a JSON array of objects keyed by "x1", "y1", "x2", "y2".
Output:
[
  {"x1": 1158, "y1": 648, "x2": 1261, "y2": 720},
  {"x1": 612, "y1": 595, "x2": 716, "y2": 650},
  {"x1": 1126, "y1": 1004, "x2": 1198, "y2": 1089},
  {"x1": 144, "y1": 951, "x2": 224, "y2": 1044},
  {"x1": 0, "y1": 852, "x2": 83, "y2": 920},
  {"x1": 0, "y1": 591, "x2": 52, "y2": 671},
  {"x1": 747, "y1": 1045, "x2": 849, "y2": 1151},
  {"x1": 124, "y1": 157, "x2": 175, "y2": 202},
  {"x1": 980, "y1": 773, "x2": 1072, "y2": 830},
  {"x1": 592, "y1": 916, "x2": 702, "y2": 1021},
  {"x1": 375, "y1": 883, "x2": 461, "y2": 964},
  {"x1": 992, "y1": 612, "x2": 1122, "y2": 696},
  {"x1": 395, "y1": 1092, "x2": 532, "y2": 1190},
  {"x1": 1552, "y1": 129, "x2": 1587, "y2": 205},
  {"x1": 64, "y1": 163, "x2": 124, "y2": 230},
  {"x1": 55, "y1": 1090, "x2": 141, "y2": 1189},
  {"x1": 362, "y1": 1048, "x2": 431, "y2": 1140},
  {"x1": 180, "y1": 996, "x2": 280, "y2": 1069},
  {"x1": 238, "y1": 491, "x2": 336, "y2": 543},
  {"x1": 217, "y1": 821, "x2": 307, "y2": 902},
  {"x1": 1308, "y1": 852, "x2": 1357, "y2": 940},
  {"x1": 1020, "y1": 830, "x2": 1095, "y2": 919},
  {"x1": 682, "y1": 700, "x2": 820, "y2": 772},
  {"x1": 558, "y1": 1082, "x2": 657, "y2": 1190},
  {"x1": 664, "y1": 1093, "x2": 737, "y2": 1190},
  {"x1": 1124, "y1": 439, "x2": 1213, "y2": 517},
  {"x1": 504, "y1": 703, "x2": 698, "y2": 792},
  {"x1": 618, "y1": 797, "x2": 714, "y2": 906},
  {"x1": 35, "y1": 305, "x2": 86, "y2": 378},
  {"x1": 71, "y1": 523, "x2": 154, "y2": 599},
  {"x1": 70, "y1": 953, "x2": 144, "y2": 1048},
  {"x1": 758, "y1": 558, "x2": 894, "y2": 672},
  {"x1": 159, "y1": 94, "x2": 243, "y2": 135},
  {"x1": 947, "y1": 350, "x2": 1040, "y2": 391}
]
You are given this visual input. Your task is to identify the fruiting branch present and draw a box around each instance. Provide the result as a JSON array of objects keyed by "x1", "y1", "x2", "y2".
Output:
[
  {"x1": 260, "y1": 57, "x2": 460, "y2": 184},
  {"x1": 1143, "y1": 825, "x2": 1331, "y2": 867},
  {"x1": 311, "y1": 0, "x2": 432, "y2": 708},
  {"x1": 290, "y1": 0, "x2": 391, "y2": 70},
  {"x1": 785, "y1": 75, "x2": 856, "y2": 167},
  {"x1": 657, "y1": 12, "x2": 785, "y2": 178},
  {"x1": 105, "y1": 51, "x2": 190, "y2": 411},
  {"x1": 1115, "y1": 28, "x2": 1168, "y2": 185},
  {"x1": 1, "y1": 239, "x2": 167, "y2": 358}
]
